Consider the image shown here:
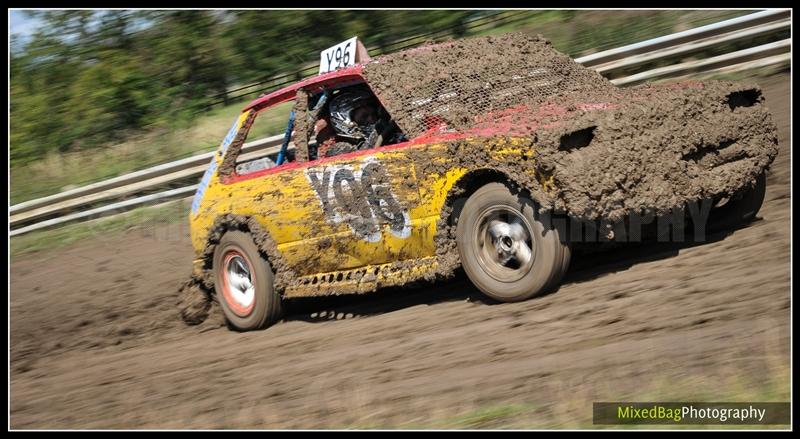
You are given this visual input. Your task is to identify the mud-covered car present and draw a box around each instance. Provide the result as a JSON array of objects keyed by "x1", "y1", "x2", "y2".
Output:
[{"x1": 182, "y1": 33, "x2": 778, "y2": 331}]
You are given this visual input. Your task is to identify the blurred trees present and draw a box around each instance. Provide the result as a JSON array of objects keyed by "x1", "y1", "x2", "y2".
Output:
[{"x1": 10, "y1": 10, "x2": 475, "y2": 165}]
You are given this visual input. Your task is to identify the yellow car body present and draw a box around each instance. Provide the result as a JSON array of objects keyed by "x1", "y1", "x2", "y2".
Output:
[{"x1": 189, "y1": 97, "x2": 551, "y2": 298}]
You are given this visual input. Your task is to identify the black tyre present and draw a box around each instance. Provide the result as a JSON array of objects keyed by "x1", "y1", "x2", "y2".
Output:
[
  {"x1": 707, "y1": 172, "x2": 767, "y2": 232},
  {"x1": 456, "y1": 182, "x2": 567, "y2": 302},
  {"x1": 213, "y1": 231, "x2": 283, "y2": 331},
  {"x1": 547, "y1": 236, "x2": 572, "y2": 291}
]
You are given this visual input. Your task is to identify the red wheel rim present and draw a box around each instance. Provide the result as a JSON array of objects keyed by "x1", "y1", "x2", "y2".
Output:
[{"x1": 220, "y1": 249, "x2": 256, "y2": 317}]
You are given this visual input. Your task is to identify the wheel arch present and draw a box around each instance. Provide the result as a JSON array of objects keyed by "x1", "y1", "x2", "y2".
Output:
[
  {"x1": 439, "y1": 168, "x2": 554, "y2": 228},
  {"x1": 432, "y1": 167, "x2": 561, "y2": 277},
  {"x1": 197, "y1": 213, "x2": 296, "y2": 294}
]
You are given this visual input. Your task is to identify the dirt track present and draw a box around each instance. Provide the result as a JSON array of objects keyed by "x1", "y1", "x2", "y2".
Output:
[{"x1": 10, "y1": 74, "x2": 790, "y2": 429}]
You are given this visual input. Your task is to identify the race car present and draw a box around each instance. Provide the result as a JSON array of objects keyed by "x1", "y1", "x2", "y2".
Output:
[{"x1": 185, "y1": 33, "x2": 778, "y2": 331}]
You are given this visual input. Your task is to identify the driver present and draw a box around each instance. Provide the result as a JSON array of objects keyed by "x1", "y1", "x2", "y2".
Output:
[
  {"x1": 319, "y1": 86, "x2": 402, "y2": 157},
  {"x1": 329, "y1": 86, "x2": 380, "y2": 147}
]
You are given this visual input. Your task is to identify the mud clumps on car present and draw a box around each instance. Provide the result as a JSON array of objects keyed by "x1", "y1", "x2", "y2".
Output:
[
  {"x1": 177, "y1": 275, "x2": 216, "y2": 326},
  {"x1": 534, "y1": 81, "x2": 779, "y2": 225},
  {"x1": 292, "y1": 88, "x2": 312, "y2": 163},
  {"x1": 405, "y1": 82, "x2": 775, "y2": 279},
  {"x1": 218, "y1": 110, "x2": 257, "y2": 178},
  {"x1": 363, "y1": 32, "x2": 616, "y2": 139},
  {"x1": 367, "y1": 31, "x2": 776, "y2": 234}
]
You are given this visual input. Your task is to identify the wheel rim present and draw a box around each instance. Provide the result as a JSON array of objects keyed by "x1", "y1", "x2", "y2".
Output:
[
  {"x1": 473, "y1": 206, "x2": 536, "y2": 282},
  {"x1": 221, "y1": 249, "x2": 256, "y2": 317}
]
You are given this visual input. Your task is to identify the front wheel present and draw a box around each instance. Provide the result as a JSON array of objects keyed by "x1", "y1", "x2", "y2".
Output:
[
  {"x1": 456, "y1": 182, "x2": 567, "y2": 302},
  {"x1": 213, "y1": 231, "x2": 283, "y2": 331}
]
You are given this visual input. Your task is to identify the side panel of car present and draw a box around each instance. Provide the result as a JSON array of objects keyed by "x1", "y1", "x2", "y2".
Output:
[
  {"x1": 410, "y1": 135, "x2": 552, "y2": 217},
  {"x1": 192, "y1": 130, "x2": 554, "y2": 286},
  {"x1": 197, "y1": 149, "x2": 429, "y2": 277},
  {"x1": 297, "y1": 149, "x2": 424, "y2": 272}
]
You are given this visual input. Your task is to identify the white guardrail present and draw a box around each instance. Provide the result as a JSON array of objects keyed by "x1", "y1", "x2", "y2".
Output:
[{"x1": 9, "y1": 9, "x2": 791, "y2": 237}]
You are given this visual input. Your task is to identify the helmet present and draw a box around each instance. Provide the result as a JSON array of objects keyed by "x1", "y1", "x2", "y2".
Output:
[{"x1": 328, "y1": 87, "x2": 380, "y2": 140}]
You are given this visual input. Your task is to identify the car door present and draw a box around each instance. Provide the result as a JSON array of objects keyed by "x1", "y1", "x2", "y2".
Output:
[
  {"x1": 300, "y1": 145, "x2": 423, "y2": 273},
  {"x1": 220, "y1": 94, "x2": 425, "y2": 278},
  {"x1": 216, "y1": 97, "x2": 337, "y2": 278}
]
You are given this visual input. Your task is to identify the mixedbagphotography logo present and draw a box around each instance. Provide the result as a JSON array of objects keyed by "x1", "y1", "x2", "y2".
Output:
[{"x1": 593, "y1": 402, "x2": 791, "y2": 425}]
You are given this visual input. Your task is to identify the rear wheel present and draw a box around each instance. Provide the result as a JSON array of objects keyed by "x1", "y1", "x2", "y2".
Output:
[
  {"x1": 456, "y1": 182, "x2": 567, "y2": 302},
  {"x1": 213, "y1": 231, "x2": 283, "y2": 331},
  {"x1": 707, "y1": 172, "x2": 767, "y2": 232}
]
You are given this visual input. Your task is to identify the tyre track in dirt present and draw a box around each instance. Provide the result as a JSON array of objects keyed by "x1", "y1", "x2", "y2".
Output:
[{"x1": 10, "y1": 74, "x2": 790, "y2": 429}]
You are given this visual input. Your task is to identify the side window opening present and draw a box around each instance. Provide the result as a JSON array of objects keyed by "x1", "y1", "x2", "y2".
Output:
[
  {"x1": 220, "y1": 81, "x2": 410, "y2": 176},
  {"x1": 229, "y1": 100, "x2": 295, "y2": 176}
]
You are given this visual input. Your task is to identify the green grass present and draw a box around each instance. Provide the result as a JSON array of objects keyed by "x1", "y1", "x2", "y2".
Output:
[
  {"x1": 440, "y1": 403, "x2": 539, "y2": 429},
  {"x1": 10, "y1": 198, "x2": 191, "y2": 257}
]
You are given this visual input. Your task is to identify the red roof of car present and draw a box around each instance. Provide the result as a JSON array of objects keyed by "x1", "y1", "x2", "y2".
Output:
[{"x1": 243, "y1": 64, "x2": 365, "y2": 112}]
